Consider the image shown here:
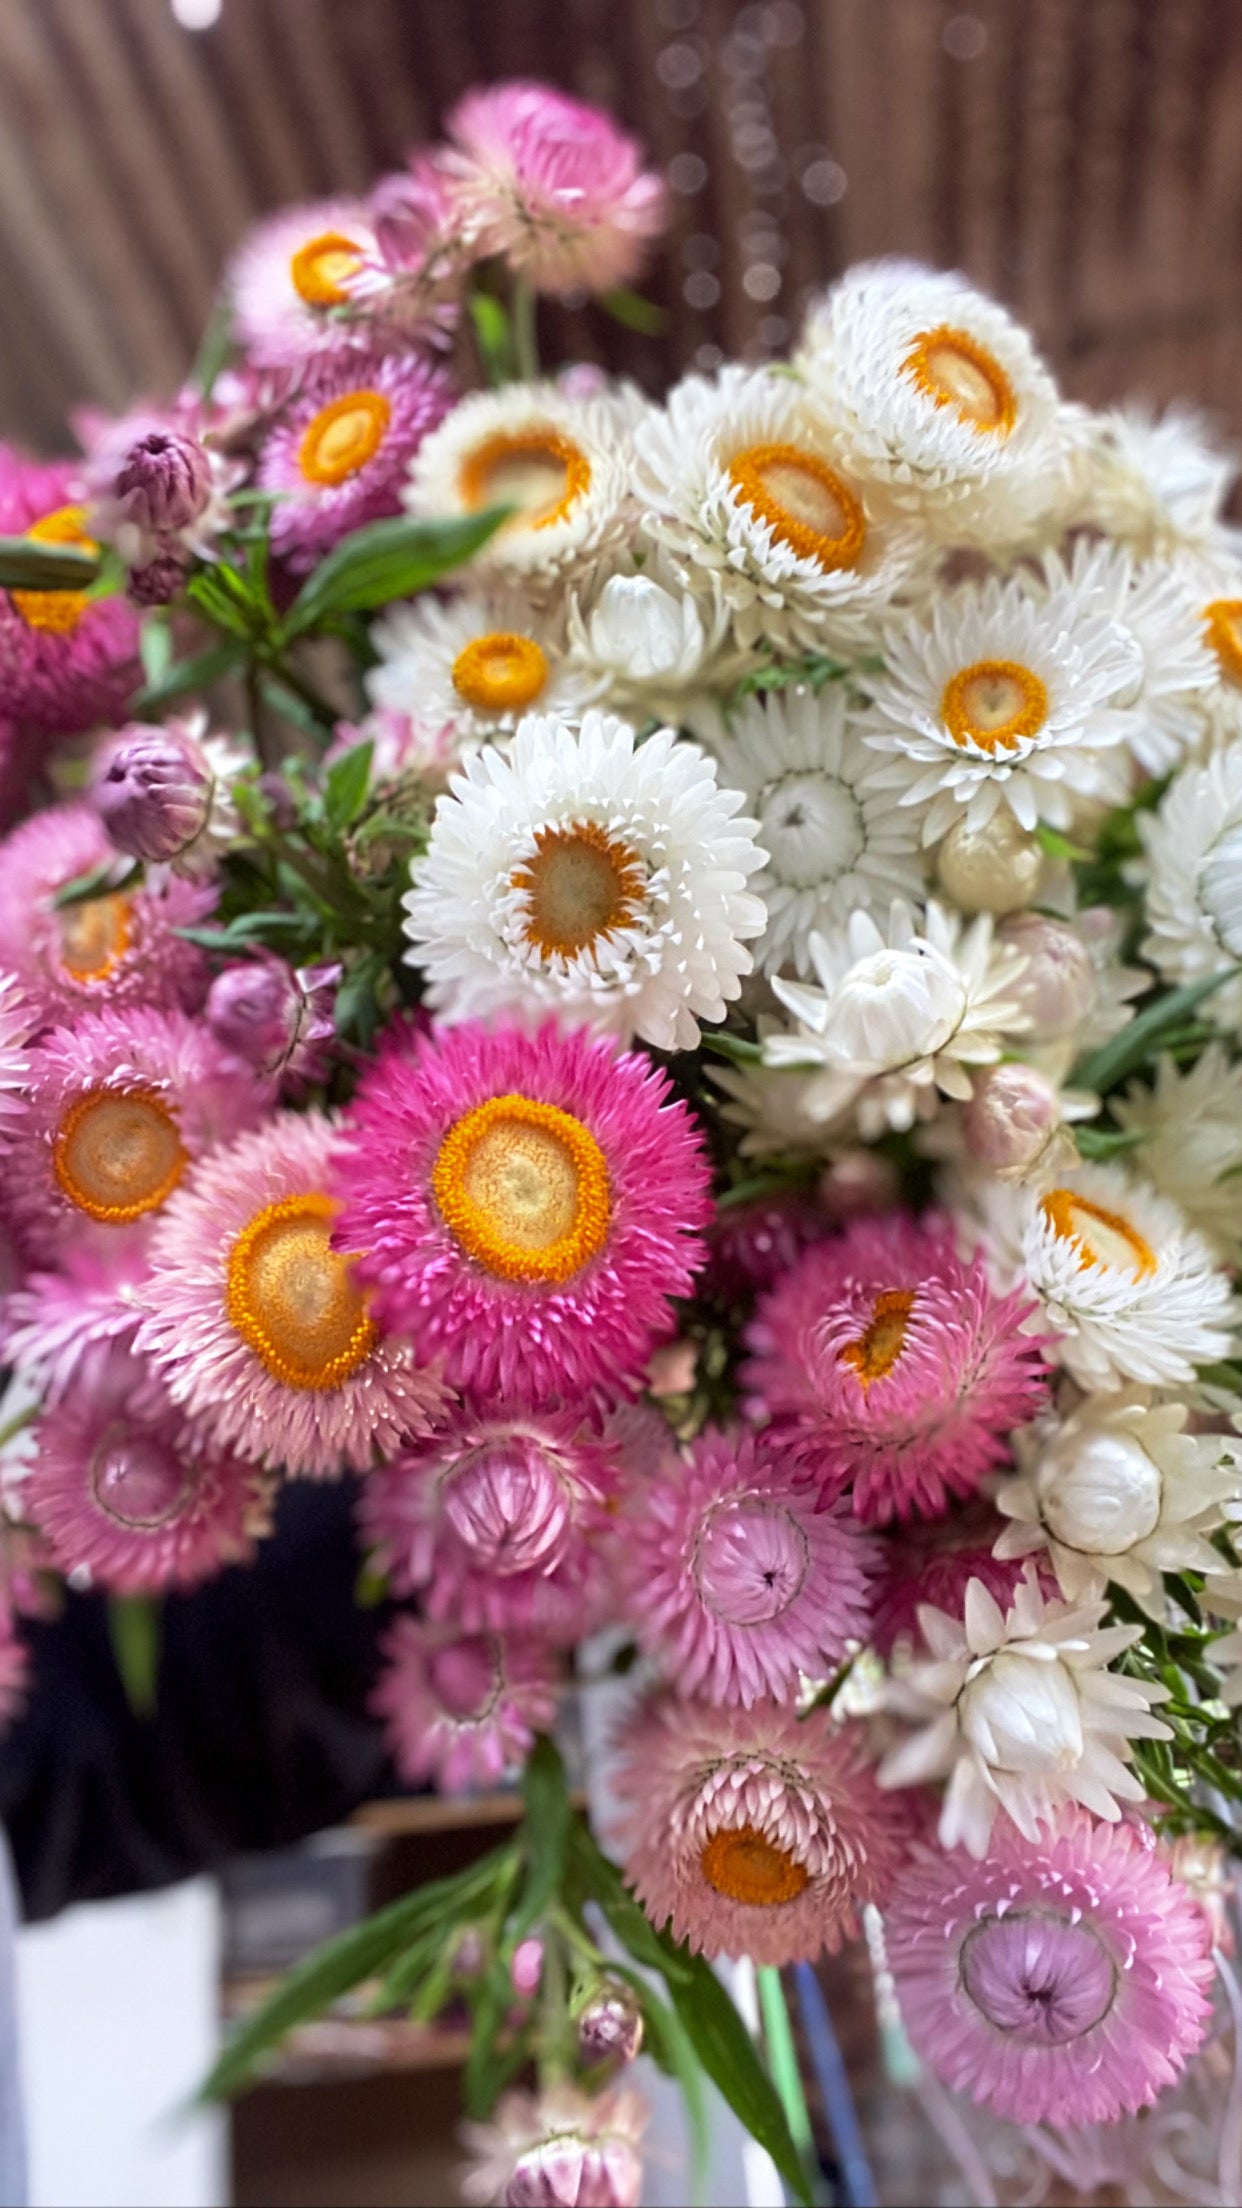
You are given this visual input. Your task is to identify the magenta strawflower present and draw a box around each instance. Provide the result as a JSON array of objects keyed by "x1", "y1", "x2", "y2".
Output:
[
  {"x1": 0, "y1": 803, "x2": 213, "y2": 1024},
  {"x1": 358, "y1": 1405, "x2": 620, "y2": 1645},
  {"x1": 1, "y1": 1004, "x2": 266, "y2": 1262},
  {"x1": 620, "y1": 1428, "x2": 876, "y2": 1705},
  {"x1": 2, "y1": 1243, "x2": 147, "y2": 1403},
  {"x1": 743, "y1": 1212, "x2": 1050, "y2": 1524},
  {"x1": 612, "y1": 1695, "x2": 913, "y2": 1965},
  {"x1": 870, "y1": 1504, "x2": 1057, "y2": 1658},
  {"x1": 886, "y1": 1811, "x2": 1214, "y2": 2127},
  {"x1": 372, "y1": 1614, "x2": 561, "y2": 1794},
  {"x1": 227, "y1": 198, "x2": 378, "y2": 366},
  {"x1": 331, "y1": 1020, "x2": 711, "y2": 1409},
  {"x1": 258, "y1": 346, "x2": 453, "y2": 573},
  {"x1": 444, "y1": 83, "x2": 667, "y2": 297},
  {"x1": 134, "y1": 1112, "x2": 448, "y2": 1477},
  {"x1": 25, "y1": 1347, "x2": 267, "y2": 1594},
  {"x1": 0, "y1": 447, "x2": 140, "y2": 735}
]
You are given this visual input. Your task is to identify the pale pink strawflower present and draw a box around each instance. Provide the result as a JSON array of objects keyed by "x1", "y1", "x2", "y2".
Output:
[
  {"x1": 351, "y1": 156, "x2": 465, "y2": 349},
  {"x1": 869, "y1": 1504, "x2": 1055, "y2": 1658},
  {"x1": 331, "y1": 1020, "x2": 711, "y2": 1409},
  {"x1": 0, "y1": 973, "x2": 32, "y2": 1141},
  {"x1": 444, "y1": 83, "x2": 667, "y2": 298},
  {"x1": 461, "y1": 2080, "x2": 646, "y2": 2208},
  {"x1": 25, "y1": 1346, "x2": 267, "y2": 1595},
  {"x1": 0, "y1": 803, "x2": 213, "y2": 1024},
  {"x1": 2, "y1": 1243, "x2": 148, "y2": 1405},
  {"x1": 372, "y1": 1614, "x2": 560, "y2": 1796},
  {"x1": 205, "y1": 955, "x2": 340, "y2": 1092},
  {"x1": 886, "y1": 1810, "x2": 1214, "y2": 2127},
  {"x1": 0, "y1": 447, "x2": 140, "y2": 736},
  {"x1": 359, "y1": 1405, "x2": 619, "y2": 1645},
  {"x1": 1, "y1": 1004, "x2": 266, "y2": 1262},
  {"x1": 134, "y1": 1112, "x2": 448, "y2": 1477},
  {"x1": 621, "y1": 1427, "x2": 876, "y2": 1705},
  {"x1": 612, "y1": 1694, "x2": 913, "y2": 1965},
  {"x1": 226, "y1": 198, "x2": 378, "y2": 366},
  {"x1": 743, "y1": 1212, "x2": 1050, "y2": 1524},
  {"x1": 259, "y1": 346, "x2": 453, "y2": 573}
]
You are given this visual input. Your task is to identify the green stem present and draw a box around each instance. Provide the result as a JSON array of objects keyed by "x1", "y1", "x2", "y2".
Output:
[
  {"x1": 512, "y1": 279, "x2": 540, "y2": 382},
  {"x1": 756, "y1": 1968, "x2": 817, "y2": 2169},
  {"x1": 0, "y1": 1403, "x2": 37, "y2": 1453},
  {"x1": 256, "y1": 648, "x2": 340, "y2": 734}
]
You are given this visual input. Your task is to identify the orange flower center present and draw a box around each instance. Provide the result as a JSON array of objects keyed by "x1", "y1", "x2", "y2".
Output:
[
  {"x1": 299, "y1": 390, "x2": 391, "y2": 486},
  {"x1": 12, "y1": 505, "x2": 98, "y2": 634},
  {"x1": 289, "y1": 230, "x2": 365, "y2": 309},
  {"x1": 728, "y1": 440, "x2": 867, "y2": 571},
  {"x1": 941, "y1": 659, "x2": 1049, "y2": 753},
  {"x1": 699, "y1": 1824, "x2": 810, "y2": 1908},
  {"x1": 902, "y1": 325, "x2": 1016, "y2": 436},
  {"x1": 452, "y1": 631, "x2": 549, "y2": 714},
  {"x1": 1040, "y1": 1188, "x2": 1157, "y2": 1279},
  {"x1": 225, "y1": 1192, "x2": 377, "y2": 1391},
  {"x1": 1204, "y1": 599, "x2": 1242, "y2": 688},
  {"x1": 52, "y1": 1085, "x2": 187, "y2": 1224},
  {"x1": 56, "y1": 893, "x2": 132, "y2": 985},
  {"x1": 431, "y1": 1094, "x2": 611, "y2": 1286},
  {"x1": 511, "y1": 821, "x2": 645, "y2": 962},
  {"x1": 458, "y1": 429, "x2": 591, "y2": 532},
  {"x1": 840, "y1": 1287, "x2": 916, "y2": 1389}
]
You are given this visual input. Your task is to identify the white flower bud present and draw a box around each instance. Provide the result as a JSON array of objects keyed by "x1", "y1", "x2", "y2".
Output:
[
  {"x1": 1039, "y1": 1428, "x2": 1163, "y2": 1556},
  {"x1": 937, "y1": 810, "x2": 1043, "y2": 915},
  {"x1": 580, "y1": 574, "x2": 709, "y2": 688},
  {"x1": 821, "y1": 943, "x2": 967, "y2": 1070},
  {"x1": 961, "y1": 1648, "x2": 1085, "y2": 1774}
]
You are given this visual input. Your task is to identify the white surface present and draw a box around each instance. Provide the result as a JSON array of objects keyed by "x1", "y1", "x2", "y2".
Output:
[{"x1": 16, "y1": 1876, "x2": 227, "y2": 2208}]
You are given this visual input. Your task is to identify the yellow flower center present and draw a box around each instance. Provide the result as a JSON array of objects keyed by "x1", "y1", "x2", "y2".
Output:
[
  {"x1": 458, "y1": 428, "x2": 591, "y2": 532},
  {"x1": 225, "y1": 1192, "x2": 377, "y2": 1391},
  {"x1": 941, "y1": 659, "x2": 1049, "y2": 753},
  {"x1": 56, "y1": 892, "x2": 132, "y2": 985},
  {"x1": 52, "y1": 1085, "x2": 187, "y2": 1224},
  {"x1": 431, "y1": 1094, "x2": 611, "y2": 1286},
  {"x1": 902, "y1": 325, "x2": 1016, "y2": 436},
  {"x1": 1041, "y1": 1188, "x2": 1157, "y2": 1279},
  {"x1": 1204, "y1": 599, "x2": 1242, "y2": 688},
  {"x1": 511, "y1": 821, "x2": 645, "y2": 962},
  {"x1": 840, "y1": 1287, "x2": 916, "y2": 1389},
  {"x1": 299, "y1": 390, "x2": 391, "y2": 486},
  {"x1": 452, "y1": 631, "x2": 549, "y2": 714},
  {"x1": 11, "y1": 506, "x2": 98, "y2": 634},
  {"x1": 699, "y1": 1825, "x2": 810, "y2": 1908},
  {"x1": 289, "y1": 230, "x2": 365, "y2": 309},
  {"x1": 727, "y1": 440, "x2": 866, "y2": 572}
]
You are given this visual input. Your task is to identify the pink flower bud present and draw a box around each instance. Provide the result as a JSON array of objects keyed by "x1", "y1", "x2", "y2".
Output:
[
  {"x1": 817, "y1": 1149, "x2": 900, "y2": 1222},
  {"x1": 577, "y1": 1983, "x2": 644, "y2": 2068},
  {"x1": 999, "y1": 915, "x2": 1098, "y2": 1041},
  {"x1": 962, "y1": 1064, "x2": 1062, "y2": 1173},
  {"x1": 126, "y1": 546, "x2": 192, "y2": 607},
  {"x1": 114, "y1": 428, "x2": 213, "y2": 537},
  {"x1": 510, "y1": 1937, "x2": 544, "y2": 1999},
  {"x1": 205, "y1": 955, "x2": 339, "y2": 1088},
  {"x1": 442, "y1": 1438, "x2": 572, "y2": 1576},
  {"x1": 95, "y1": 724, "x2": 211, "y2": 862}
]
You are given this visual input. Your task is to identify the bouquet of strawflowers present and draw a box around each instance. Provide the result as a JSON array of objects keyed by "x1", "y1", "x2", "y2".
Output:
[{"x1": 4, "y1": 68, "x2": 1242, "y2": 2206}]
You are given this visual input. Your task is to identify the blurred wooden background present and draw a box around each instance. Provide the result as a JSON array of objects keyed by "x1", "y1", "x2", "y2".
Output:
[{"x1": 1, "y1": 0, "x2": 1241, "y2": 447}]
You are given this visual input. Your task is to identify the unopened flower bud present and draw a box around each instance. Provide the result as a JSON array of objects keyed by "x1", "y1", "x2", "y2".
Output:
[
  {"x1": 577, "y1": 1983, "x2": 644, "y2": 2068},
  {"x1": 999, "y1": 915, "x2": 1098, "y2": 1041},
  {"x1": 442, "y1": 1438, "x2": 572, "y2": 1576},
  {"x1": 507, "y1": 2141, "x2": 590, "y2": 2208},
  {"x1": 95, "y1": 724, "x2": 211, "y2": 863},
  {"x1": 114, "y1": 428, "x2": 213, "y2": 537},
  {"x1": 126, "y1": 546, "x2": 192, "y2": 607},
  {"x1": 510, "y1": 1937, "x2": 544, "y2": 1999},
  {"x1": 450, "y1": 1928, "x2": 487, "y2": 1980},
  {"x1": 963, "y1": 1064, "x2": 1062, "y2": 1174},
  {"x1": 205, "y1": 955, "x2": 339, "y2": 1088},
  {"x1": 937, "y1": 810, "x2": 1043, "y2": 915}
]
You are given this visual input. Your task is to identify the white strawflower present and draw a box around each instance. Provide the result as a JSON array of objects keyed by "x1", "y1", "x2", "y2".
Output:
[
  {"x1": 710, "y1": 1026, "x2": 851, "y2": 1159},
  {"x1": 878, "y1": 1570, "x2": 1173, "y2": 1859},
  {"x1": 630, "y1": 364, "x2": 925, "y2": 657},
  {"x1": 1140, "y1": 739, "x2": 1242, "y2": 1032},
  {"x1": 996, "y1": 1392, "x2": 1242, "y2": 1604},
  {"x1": 1203, "y1": 1573, "x2": 1242, "y2": 1707},
  {"x1": 976, "y1": 1161, "x2": 1236, "y2": 1391},
  {"x1": 763, "y1": 899, "x2": 1029, "y2": 1138},
  {"x1": 404, "y1": 381, "x2": 634, "y2": 597},
  {"x1": 366, "y1": 589, "x2": 588, "y2": 744},
  {"x1": 796, "y1": 259, "x2": 1077, "y2": 544},
  {"x1": 1046, "y1": 537, "x2": 1219, "y2": 777},
  {"x1": 565, "y1": 565, "x2": 737, "y2": 722},
  {"x1": 1113, "y1": 1048, "x2": 1242, "y2": 1266},
  {"x1": 706, "y1": 685, "x2": 926, "y2": 975},
  {"x1": 402, "y1": 709, "x2": 767, "y2": 1050},
  {"x1": 1070, "y1": 401, "x2": 1240, "y2": 559},
  {"x1": 860, "y1": 549, "x2": 1142, "y2": 844}
]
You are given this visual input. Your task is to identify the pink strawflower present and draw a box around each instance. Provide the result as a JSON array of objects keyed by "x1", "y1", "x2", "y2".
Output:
[
  {"x1": 704, "y1": 1189, "x2": 830, "y2": 1302},
  {"x1": 25, "y1": 1346, "x2": 266, "y2": 1594},
  {"x1": 0, "y1": 973, "x2": 32, "y2": 1141},
  {"x1": 0, "y1": 804, "x2": 213, "y2": 1025},
  {"x1": 371, "y1": 1614, "x2": 560, "y2": 1794},
  {"x1": 258, "y1": 346, "x2": 453, "y2": 574},
  {"x1": 331, "y1": 1020, "x2": 711, "y2": 1409},
  {"x1": 886, "y1": 1810, "x2": 1214, "y2": 2127},
  {"x1": 620, "y1": 1427, "x2": 875, "y2": 1705},
  {"x1": 1, "y1": 1004, "x2": 266, "y2": 1261},
  {"x1": 444, "y1": 83, "x2": 667, "y2": 297},
  {"x1": 351, "y1": 156, "x2": 466, "y2": 349},
  {"x1": 227, "y1": 198, "x2": 378, "y2": 367},
  {"x1": 743, "y1": 1212, "x2": 1050, "y2": 1525},
  {"x1": 133, "y1": 1112, "x2": 448, "y2": 1477},
  {"x1": 358, "y1": 1404, "x2": 620, "y2": 1645},
  {"x1": 0, "y1": 448, "x2": 140, "y2": 735},
  {"x1": 461, "y1": 2080, "x2": 646, "y2": 2208},
  {"x1": 612, "y1": 1695, "x2": 913, "y2": 1965},
  {"x1": 870, "y1": 1503, "x2": 1057, "y2": 1658},
  {"x1": 2, "y1": 1242, "x2": 148, "y2": 1404}
]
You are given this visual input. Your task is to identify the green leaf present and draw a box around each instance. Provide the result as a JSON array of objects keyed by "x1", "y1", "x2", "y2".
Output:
[
  {"x1": 512, "y1": 1734, "x2": 572, "y2": 1938},
  {"x1": 462, "y1": 1963, "x2": 513, "y2": 2120},
  {"x1": 0, "y1": 536, "x2": 101, "y2": 590},
  {"x1": 1073, "y1": 1124, "x2": 1146, "y2": 1161},
  {"x1": 1072, "y1": 972, "x2": 1236, "y2": 1094},
  {"x1": 192, "y1": 294, "x2": 234, "y2": 400},
  {"x1": 282, "y1": 509, "x2": 511, "y2": 638},
  {"x1": 611, "y1": 1967, "x2": 708, "y2": 2195},
  {"x1": 107, "y1": 1595, "x2": 161, "y2": 1719},
  {"x1": 186, "y1": 570, "x2": 257, "y2": 640},
  {"x1": 569, "y1": 1824, "x2": 693, "y2": 1986},
  {"x1": 52, "y1": 857, "x2": 140, "y2": 909},
  {"x1": 140, "y1": 614, "x2": 174, "y2": 688},
  {"x1": 601, "y1": 287, "x2": 668, "y2": 335},
  {"x1": 1034, "y1": 822, "x2": 1092, "y2": 863},
  {"x1": 334, "y1": 952, "x2": 385, "y2": 1049},
  {"x1": 469, "y1": 292, "x2": 514, "y2": 385},
  {"x1": 133, "y1": 638, "x2": 246, "y2": 714},
  {"x1": 323, "y1": 740, "x2": 374, "y2": 833}
]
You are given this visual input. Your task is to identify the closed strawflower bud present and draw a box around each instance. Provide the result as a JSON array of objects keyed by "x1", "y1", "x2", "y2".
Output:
[
  {"x1": 95, "y1": 724, "x2": 212, "y2": 863},
  {"x1": 999, "y1": 915, "x2": 1097, "y2": 1041},
  {"x1": 114, "y1": 428, "x2": 213, "y2": 538},
  {"x1": 441, "y1": 1438, "x2": 573, "y2": 1577},
  {"x1": 937, "y1": 810, "x2": 1043, "y2": 916},
  {"x1": 510, "y1": 1937, "x2": 544, "y2": 1999},
  {"x1": 205, "y1": 954, "x2": 339, "y2": 1089},
  {"x1": 126, "y1": 545, "x2": 192, "y2": 608},
  {"x1": 963, "y1": 1063, "x2": 1062, "y2": 1174},
  {"x1": 577, "y1": 1983, "x2": 644, "y2": 2069}
]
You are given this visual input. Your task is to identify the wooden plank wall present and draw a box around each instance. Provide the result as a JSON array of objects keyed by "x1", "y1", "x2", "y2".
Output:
[{"x1": 0, "y1": 0, "x2": 1240, "y2": 448}]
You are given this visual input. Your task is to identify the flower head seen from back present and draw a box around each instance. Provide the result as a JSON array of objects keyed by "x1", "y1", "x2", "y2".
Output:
[
  {"x1": 372, "y1": 1614, "x2": 561, "y2": 1796},
  {"x1": 331, "y1": 1019, "x2": 711, "y2": 1409},
  {"x1": 259, "y1": 346, "x2": 453, "y2": 573},
  {"x1": 461, "y1": 2080, "x2": 647, "y2": 2208}
]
